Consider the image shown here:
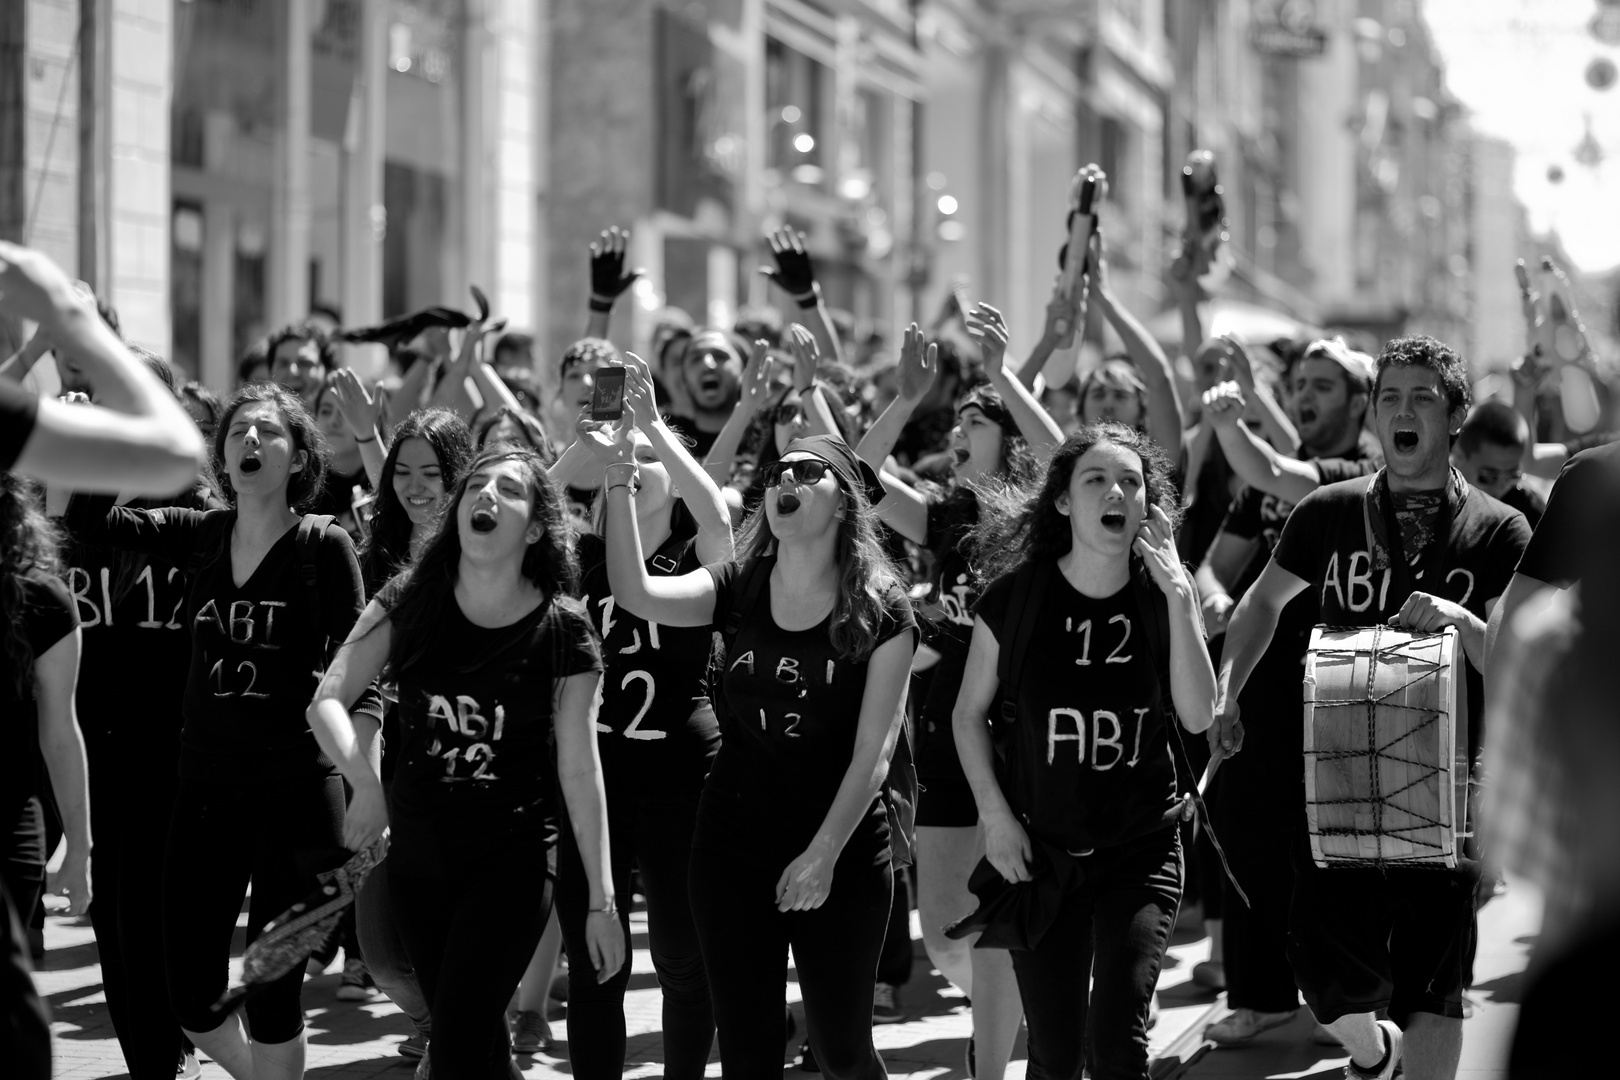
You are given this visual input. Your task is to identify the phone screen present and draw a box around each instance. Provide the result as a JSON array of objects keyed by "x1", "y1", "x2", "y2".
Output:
[{"x1": 591, "y1": 368, "x2": 627, "y2": 421}]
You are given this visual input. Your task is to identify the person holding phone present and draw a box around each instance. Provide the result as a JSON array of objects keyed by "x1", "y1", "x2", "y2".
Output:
[
  {"x1": 592, "y1": 412, "x2": 915, "y2": 1080},
  {"x1": 560, "y1": 354, "x2": 732, "y2": 1079},
  {"x1": 307, "y1": 448, "x2": 624, "y2": 1079}
]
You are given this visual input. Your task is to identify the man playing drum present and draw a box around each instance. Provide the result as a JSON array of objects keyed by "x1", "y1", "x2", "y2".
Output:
[{"x1": 1212, "y1": 335, "x2": 1530, "y2": 1080}]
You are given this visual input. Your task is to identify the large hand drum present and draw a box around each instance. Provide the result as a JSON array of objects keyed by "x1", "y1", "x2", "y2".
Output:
[{"x1": 1302, "y1": 626, "x2": 1468, "y2": 869}]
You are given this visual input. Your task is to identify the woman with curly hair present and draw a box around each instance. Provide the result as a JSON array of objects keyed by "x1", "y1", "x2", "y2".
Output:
[
  {"x1": 852, "y1": 307, "x2": 1063, "y2": 1080},
  {"x1": 952, "y1": 423, "x2": 1216, "y2": 1080},
  {"x1": 0, "y1": 472, "x2": 91, "y2": 946},
  {"x1": 593, "y1": 407, "x2": 915, "y2": 1080},
  {"x1": 307, "y1": 448, "x2": 623, "y2": 1079},
  {"x1": 64, "y1": 381, "x2": 377, "y2": 1080}
]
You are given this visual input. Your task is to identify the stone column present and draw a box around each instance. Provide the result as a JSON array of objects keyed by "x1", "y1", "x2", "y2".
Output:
[
  {"x1": 269, "y1": 0, "x2": 312, "y2": 325},
  {"x1": 106, "y1": 0, "x2": 171, "y2": 353},
  {"x1": 340, "y1": 0, "x2": 386, "y2": 334}
]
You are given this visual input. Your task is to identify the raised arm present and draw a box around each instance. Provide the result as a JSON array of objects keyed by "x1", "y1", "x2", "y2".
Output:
[
  {"x1": 857, "y1": 323, "x2": 935, "y2": 471},
  {"x1": 0, "y1": 324, "x2": 51, "y2": 382},
  {"x1": 307, "y1": 600, "x2": 393, "y2": 851},
  {"x1": 1, "y1": 242, "x2": 203, "y2": 494},
  {"x1": 553, "y1": 667, "x2": 626, "y2": 980},
  {"x1": 585, "y1": 226, "x2": 644, "y2": 341},
  {"x1": 621, "y1": 353, "x2": 733, "y2": 563},
  {"x1": 777, "y1": 626, "x2": 915, "y2": 911},
  {"x1": 1202, "y1": 382, "x2": 1321, "y2": 503},
  {"x1": 62, "y1": 494, "x2": 211, "y2": 564},
  {"x1": 702, "y1": 338, "x2": 776, "y2": 485},
  {"x1": 953, "y1": 617, "x2": 1032, "y2": 883},
  {"x1": 761, "y1": 228, "x2": 842, "y2": 367},
  {"x1": 36, "y1": 628, "x2": 91, "y2": 915},
  {"x1": 330, "y1": 368, "x2": 388, "y2": 489},
  {"x1": 385, "y1": 350, "x2": 439, "y2": 432},
  {"x1": 966, "y1": 303, "x2": 1064, "y2": 461},
  {"x1": 1089, "y1": 233, "x2": 1185, "y2": 459},
  {"x1": 1223, "y1": 336, "x2": 1298, "y2": 455},
  {"x1": 1197, "y1": 528, "x2": 1262, "y2": 639},
  {"x1": 1015, "y1": 276, "x2": 1080, "y2": 391},
  {"x1": 585, "y1": 416, "x2": 721, "y2": 626}
]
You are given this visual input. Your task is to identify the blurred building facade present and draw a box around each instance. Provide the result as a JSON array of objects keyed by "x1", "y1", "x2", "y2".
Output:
[{"x1": 2, "y1": 0, "x2": 1535, "y2": 392}]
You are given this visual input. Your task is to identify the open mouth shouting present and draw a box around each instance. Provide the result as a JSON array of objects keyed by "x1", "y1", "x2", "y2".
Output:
[
  {"x1": 1100, "y1": 508, "x2": 1128, "y2": 534},
  {"x1": 1298, "y1": 405, "x2": 1319, "y2": 427},
  {"x1": 699, "y1": 372, "x2": 722, "y2": 395},
  {"x1": 1392, "y1": 428, "x2": 1419, "y2": 454},
  {"x1": 470, "y1": 508, "x2": 498, "y2": 534},
  {"x1": 775, "y1": 491, "x2": 802, "y2": 516},
  {"x1": 238, "y1": 456, "x2": 263, "y2": 476}
]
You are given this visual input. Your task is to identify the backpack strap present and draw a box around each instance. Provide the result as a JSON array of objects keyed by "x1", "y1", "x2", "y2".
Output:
[
  {"x1": 297, "y1": 514, "x2": 336, "y2": 594},
  {"x1": 994, "y1": 560, "x2": 1054, "y2": 728},
  {"x1": 721, "y1": 554, "x2": 773, "y2": 656},
  {"x1": 1131, "y1": 566, "x2": 1249, "y2": 907},
  {"x1": 648, "y1": 529, "x2": 697, "y2": 577},
  {"x1": 186, "y1": 511, "x2": 235, "y2": 579}
]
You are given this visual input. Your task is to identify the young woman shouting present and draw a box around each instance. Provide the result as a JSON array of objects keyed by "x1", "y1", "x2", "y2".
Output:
[
  {"x1": 593, "y1": 412, "x2": 915, "y2": 1080},
  {"x1": 953, "y1": 424, "x2": 1216, "y2": 1080},
  {"x1": 307, "y1": 448, "x2": 623, "y2": 1079}
]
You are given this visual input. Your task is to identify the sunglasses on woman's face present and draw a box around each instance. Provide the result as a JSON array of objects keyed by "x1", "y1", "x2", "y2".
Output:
[{"x1": 762, "y1": 459, "x2": 834, "y2": 488}]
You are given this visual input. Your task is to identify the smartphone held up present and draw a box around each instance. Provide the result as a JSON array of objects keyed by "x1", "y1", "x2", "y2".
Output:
[{"x1": 590, "y1": 366, "x2": 627, "y2": 422}]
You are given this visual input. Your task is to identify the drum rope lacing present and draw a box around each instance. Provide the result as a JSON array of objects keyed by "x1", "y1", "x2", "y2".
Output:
[{"x1": 1309, "y1": 626, "x2": 1453, "y2": 865}]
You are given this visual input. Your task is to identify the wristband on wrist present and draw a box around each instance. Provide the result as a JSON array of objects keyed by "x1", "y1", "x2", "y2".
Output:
[
  {"x1": 588, "y1": 295, "x2": 615, "y2": 313},
  {"x1": 606, "y1": 482, "x2": 635, "y2": 494},
  {"x1": 355, "y1": 433, "x2": 377, "y2": 443},
  {"x1": 589, "y1": 899, "x2": 618, "y2": 917},
  {"x1": 793, "y1": 285, "x2": 820, "y2": 311}
]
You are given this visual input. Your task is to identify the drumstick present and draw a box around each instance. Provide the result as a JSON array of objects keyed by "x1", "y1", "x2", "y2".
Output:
[{"x1": 1198, "y1": 746, "x2": 1226, "y2": 797}]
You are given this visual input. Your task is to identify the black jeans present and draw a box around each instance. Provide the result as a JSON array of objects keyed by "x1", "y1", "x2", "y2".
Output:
[
  {"x1": 1012, "y1": 826, "x2": 1182, "y2": 1080},
  {"x1": 89, "y1": 746, "x2": 188, "y2": 1078},
  {"x1": 162, "y1": 775, "x2": 346, "y2": 1043},
  {"x1": 555, "y1": 772, "x2": 712, "y2": 1080},
  {"x1": 690, "y1": 814, "x2": 892, "y2": 1080},
  {"x1": 877, "y1": 865, "x2": 913, "y2": 988},
  {"x1": 1213, "y1": 744, "x2": 1303, "y2": 1013},
  {"x1": 389, "y1": 822, "x2": 553, "y2": 1080},
  {"x1": 0, "y1": 798, "x2": 46, "y2": 942}
]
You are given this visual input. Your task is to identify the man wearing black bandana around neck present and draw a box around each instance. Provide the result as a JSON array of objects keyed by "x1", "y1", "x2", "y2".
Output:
[{"x1": 1211, "y1": 336, "x2": 1530, "y2": 1080}]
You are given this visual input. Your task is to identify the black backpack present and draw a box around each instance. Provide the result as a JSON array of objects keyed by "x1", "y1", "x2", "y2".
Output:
[
  {"x1": 990, "y1": 557, "x2": 1247, "y2": 904},
  {"x1": 711, "y1": 554, "x2": 919, "y2": 870}
]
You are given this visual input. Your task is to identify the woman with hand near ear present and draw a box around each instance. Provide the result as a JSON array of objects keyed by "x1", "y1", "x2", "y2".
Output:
[
  {"x1": 589, "y1": 398, "x2": 915, "y2": 1080},
  {"x1": 62, "y1": 382, "x2": 379, "y2": 1080},
  {"x1": 555, "y1": 354, "x2": 732, "y2": 1080}
]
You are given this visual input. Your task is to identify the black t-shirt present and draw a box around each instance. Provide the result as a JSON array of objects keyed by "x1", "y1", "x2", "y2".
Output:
[
  {"x1": 386, "y1": 587, "x2": 600, "y2": 837},
  {"x1": 313, "y1": 466, "x2": 371, "y2": 538},
  {"x1": 1219, "y1": 452, "x2": 1379, "y2": 742},
  {"x1": 0, "y1": 380, "x2": 38, "y2": 469},
  {"x1": 660, "y1": 414, "x2": 720, "y2": 459},
  {"x1": 0, "y1": 572, "x2": 77, "y2": 825},
  {"x1": 1498, "y1": 483, "x2": 1544, "y2": 531},
  {"x1": 1272, "y1": 475, "x2": 1531, "y2": 755},
  {"x1": 578, "y1": 533, "x2": 719, "y2": 778},
  {"x1": 702, "y1": 559, "x2": 917, "y2": 862},
  {"x1": 61, "y1": 490, "x2": 218, "y2": 762},
  {"x1": 62, "y1": 500, "x2": 375, "y2": 781},
  {"x1": 917, "y1": 492, "x2": 980, "y2": 772},
  {"x1": 976, "y1": 568, "x2": 1178, "y2": 852},
  {"x1": 1516, "y1": 441, "x2": 1620, "y2": 588}
]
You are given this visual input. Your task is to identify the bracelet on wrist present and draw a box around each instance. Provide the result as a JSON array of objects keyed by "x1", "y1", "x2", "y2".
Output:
[
  {"x1": 606, "y1": 481, "x2": 637, "y2": 494},
  {"x1": 793, "y1": 287, "x2": 820, "y2": 311},
  {"x1": 589, "y1": 899, "x2": 618, "y2": 917},
  {"x1": 588, "y1": 295, "x2": 615, "y2": 313},
  {"x1": 355, "y1": 433, "x2": 376, "y2": 443}
]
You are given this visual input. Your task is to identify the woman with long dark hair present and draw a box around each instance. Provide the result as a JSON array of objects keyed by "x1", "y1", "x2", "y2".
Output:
[
  {"x1": 593, "y1": 406, "x2": 915, "y2": 1079},
  {"x1": 0, "y1": 473, "x2": 90, "y2": 956},
  {"x1": 556, "y1": 355, "x2": 732, "y2": 1079},
  {"x1": 952, "y1": 423, "x2": 1216, "y2": 1080},
  {"x1": 346, "y1": 407, "x2": 473, "y2": 1062},
  {"x1": 854, "y1": 308, "x2": 1060, "y2": 1080},
  {"x1": 307, "y1": 448, "x2": 624, "y2": 1079},
  {"x1": 64, "y1": 381, "x2": 375, "y2": 1080}
]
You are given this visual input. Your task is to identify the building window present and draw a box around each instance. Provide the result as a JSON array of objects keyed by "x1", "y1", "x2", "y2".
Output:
[
  {"x1": 766, "y1": 37, "x2": 830, "y2": 188},
  {"x1": 171, "y1": 202, "x2": 204, "y2": 380}
]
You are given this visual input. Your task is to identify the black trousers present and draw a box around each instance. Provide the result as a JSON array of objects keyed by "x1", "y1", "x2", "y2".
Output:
[
  {"x1": 0, "y1": 798, "x2": 46, "y2": 942},
  {"x1": 89, "y1": 745, "x2": 189, "y2": 1078},
  {"x1": 690, "y1": 816, "x2": 892, "y2": 1080},
  {"x1": 1012, "y1": 827, "x2": 1182, "y2": 1080},
  {"x1": 876, "y1": 864, "x2": 913, "y2": 988},
  {"x1": 555, "y1": 771, "x2": 713, "y2": 1080},
  {"x1": 1213, "y1": 744, "x2": 1304, "y2": 1013},
  {"x1": 389, "y1": 823, "x2": 553, "y2": 1080},
  {"x1": 0, "y1": 877, "x2": 49, "y2": 1080},
  {"x1": 162, "y1": 774, "x2": 346, "y2": 1043}
]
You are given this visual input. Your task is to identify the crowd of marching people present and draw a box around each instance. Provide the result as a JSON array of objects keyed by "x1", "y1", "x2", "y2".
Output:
[{"x1": 1, "y1": 163, "x2": 1617, "y2": 1080}]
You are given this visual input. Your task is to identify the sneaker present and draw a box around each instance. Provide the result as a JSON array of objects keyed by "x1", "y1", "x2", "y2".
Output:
[
  {"x1": 335, "y1": 957, "x2": 376, "y2": 1001},
  {"x1": 1191, "y1": 960, "x2": 1226, "y2": 990},
  {"x1": 176, "y1": 1053, "x2": 201, "y2": 1079},
  {"x1": 399, "y1": 1032, "x2": 428, "y2": 1060},
  {"x1": 510, "y1": 1009, "x2": 554, "y2": 1054},
  {"x1": 872, "y1": 981, "x2": 903, "y2": 1024},
  {"x1": 1206, "y1": 1007, "x2": 1300, "y2": 1046},
  {"x1": 799, "y1": 1040, "x2": 820, "y2": 1073},
  {"x1": 305, "y1": 956, "x2": 328, "y2": 977},
  {"x1": 1344, "y1": 1019, "x2": 1402, "y2": 1080}
]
